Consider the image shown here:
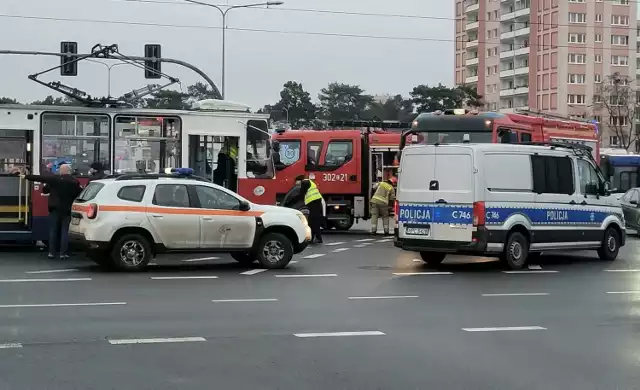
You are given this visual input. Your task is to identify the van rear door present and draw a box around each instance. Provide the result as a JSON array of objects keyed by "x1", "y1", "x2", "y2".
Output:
[{"x1": 397, "y1": 148, "x2": 436, "y2": 239}]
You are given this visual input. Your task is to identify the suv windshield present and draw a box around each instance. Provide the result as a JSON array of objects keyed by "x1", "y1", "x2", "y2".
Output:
[{"x1": 75, "y1": 182, "x2": 104, "y2": 203}]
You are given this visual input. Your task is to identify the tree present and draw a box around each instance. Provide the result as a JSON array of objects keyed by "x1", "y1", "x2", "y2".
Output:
[
  {"x1": 364, "y1": 94, "x2": 415, "y2": 122},
  {"x1": 318, "y1": 82, "x2": 374, "y2": 121},
  {"x1": 262, "y1": 81, "x2": 317, "y2": 129},
  {"x1": 0, "y1": 97, "x2": 19, "y2": 104},
  {"x1": 144, "y1": 90, "x2": 191, "y2": 110},
  {"x1": 30, "y1": 95, "x2": 82, "y2": 106},
  {"x1": 187, "y1": 82, "x2": 218, "y2": 101},
  {"x1": 410, "y1": 83, "x2": 483, "y2": 113},
  {"x1": 595, "y1": 73, "x2": 639, "y2": 150}
]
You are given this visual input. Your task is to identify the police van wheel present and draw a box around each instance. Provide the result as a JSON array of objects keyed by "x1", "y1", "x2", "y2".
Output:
[
  {"x1": 110, "y1": 234, "x2": 152, "y2": 271},
  {"x1": 502, "y1": 232, "x2": 529, "y2": 270},
  {"x1": 419, "y1": 252, "x2": 446, "y2": 266},
  {"x1": 256, "y1": 233, "x2": 293, "y2": 269},
  {"x1": 598, "y1": 227, "x2": 620, "y2": 261},
  {"x1": 231, "y1": 252, "x2": 257, "y2": 265}
]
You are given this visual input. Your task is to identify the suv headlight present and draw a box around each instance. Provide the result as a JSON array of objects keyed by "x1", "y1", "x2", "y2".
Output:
[{"x1": 297, "y1": 213, "x2": 308, "y2": 226}]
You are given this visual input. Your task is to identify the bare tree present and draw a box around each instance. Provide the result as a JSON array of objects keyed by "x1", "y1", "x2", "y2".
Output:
[{"x1": 594, "y1": 72, "x2": 640, "y2": 151}]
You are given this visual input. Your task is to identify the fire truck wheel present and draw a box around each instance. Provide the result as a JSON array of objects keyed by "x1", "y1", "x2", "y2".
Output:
[
  {"x1": 231, "y1": 252, "x2": 257, "y2": 265},
  {"x1": 332, "y1": 215, "x2": 354, "y2": 231},
  {"x1": 110, "y1": 234, "x2": 152, "y2": 271},
  {"x1": 256, "y1": 232, "x2": 293, "y2": 269}
]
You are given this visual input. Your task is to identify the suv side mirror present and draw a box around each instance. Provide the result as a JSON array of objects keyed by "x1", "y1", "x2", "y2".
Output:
[
  {"x1": 585, "y1": 183, "x2": 598, "y2": 195},
  {"x1": 630, "y1": 200, "x2": 638, "y2": 205},
  {"x1": 238, "y1": 200, "x2": 251, "y2": 211}
]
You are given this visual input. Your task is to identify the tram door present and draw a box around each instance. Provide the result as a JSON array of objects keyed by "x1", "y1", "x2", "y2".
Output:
[
  {"x1": 188, "y1": 135, "x2": 239, "y2": 192},
  {"x1": 0, "y1": 130, "x2": 32, "y2": 232}
]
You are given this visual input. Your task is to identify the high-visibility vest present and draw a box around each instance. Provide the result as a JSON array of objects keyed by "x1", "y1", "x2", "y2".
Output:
[
  {"x1": 371, "y1": 181, "x2": 393, "y2": 205},
  {"x1": 304, "y1": 180, "x2": 322, "y2": 205},
  {"x1": 228, "y1": 145, "x2": 238, "y2": 162}
]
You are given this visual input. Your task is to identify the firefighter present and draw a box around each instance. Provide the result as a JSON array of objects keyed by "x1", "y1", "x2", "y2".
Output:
[
  {"x1": 297, "y1": 173, "x2": 323, "y2": 244},
  {"x1": 370, "y1": 176, "x2": 397, "y2": 236}
]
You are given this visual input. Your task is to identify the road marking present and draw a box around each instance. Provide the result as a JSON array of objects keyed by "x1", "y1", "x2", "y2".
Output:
[
  {"x1": 377, "y1": 238, "x2": 393, "y2": 243},
  {"x1": 605, "y1": 269, "x2": 640, "y2": 273},
  {"x1": 481, "y1": 293, "x2": 549, "y2": 297},
  {"x1": 294, "y1": 331, "x2": 385, "y2": 338},
  {"x1": 25, "y1": 268, "x2": 79, "y2": 274},
  {"x1": 0, "y1": 343, "x2": 22, "y2": 349},
  {"x1": 412, "y1": 259, "x2": 423, "y2": 262},
  {"x1": 332, "y1": 248, "x2": 350, "y2": 253},
  {"x1": 606, "y1": 291, "x2": 640, "y2": 294},
  {"x1": 303, "y1": 254, "x2": 326, "y2": 259},
  {"x1": 356, "y1": 238, "x2": 375, "y2": 242},
  {"x1": 354, "y1": 243, "x2": 372, "y2": 248},
  {"x1": 148, "y1": 263, "x2": 158, "y2": 266},
  {"x1": 275, "y1": 274, "x2": 337, "y2": 278},
  {"x1": 325, "y1": 242, "x2": 345, "y2": 246},
  {"x1": 150, "y1": 276, "x2": 218, "y2": 280},
  {"x1": 502, "y1": 270, "x2": 559, "y2": 274},
  {"x1": 212, "y1": 298, "x2": 277, "y2": 303},
  {"x1": 108, "y1": 337, "x2": 206, "y2": 345},
  {"x1": 527, "y1": 264, "x2": 542, "y2": 270},
  {"x1": 290, "y1": 260, "x2": 299, "y2": 264},
  {"x1": 182, "y1": 257, "x2": 220, "y2": 262},
  {"x1": 0, "y1": 278, "x2": 92, "y2": 283},
  {"x1": 0, "y1": 302, "x2": 127, "y2": 308},
  {"x1": 348, "y1": 295, "x2": 419, "y2": 300},
  {"x1": 462, "y1": 326, "x2": 546, "y2": 332},
  {"x1": 240, "y1": 269, "x2": 267, "y2": 276},
  {"x1": 393, "y1": 272, "x2": 453, "y2": 276}
]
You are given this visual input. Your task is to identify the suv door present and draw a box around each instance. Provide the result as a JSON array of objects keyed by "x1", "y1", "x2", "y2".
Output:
[
  {"x1": 147, "y1": 183, "x2": 200, "y2": 249},
  {"x1": 191, "y1": 185, "x2": 256, "y2": 249},
  {"x1": 621, "y1": 189, "x2": 640, "y2": 229}
]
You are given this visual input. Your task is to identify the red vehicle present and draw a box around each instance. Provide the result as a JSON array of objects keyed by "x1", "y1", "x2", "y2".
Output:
[{"x1": 270, "y1": 122, "x2": 411, "y2": 230}]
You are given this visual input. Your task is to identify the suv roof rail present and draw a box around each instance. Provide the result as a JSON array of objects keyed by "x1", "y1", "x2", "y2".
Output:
[
  {"x1": 108, "y1": 173, "x2": 211, "y2": 182},
  {"x1": 520, "y1": 141, "x2": 593, "y2": 152}
]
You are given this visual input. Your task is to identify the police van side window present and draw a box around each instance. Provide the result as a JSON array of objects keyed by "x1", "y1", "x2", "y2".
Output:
[
  {"x1": 577, "y1": 159, "x2": 599, "y2": 195},
  {"x1": 193, "y1": 185, "x2": 240, "y2": 210},
  {"x1": 117, "y1": 185, "x2": 146, "y2": 202},
  {"x1": 531, "y1": 155, "x2": 574, "y2": 195},
  {"x1": 153, "y1": 184, "x2": 191, "y2": 208}
]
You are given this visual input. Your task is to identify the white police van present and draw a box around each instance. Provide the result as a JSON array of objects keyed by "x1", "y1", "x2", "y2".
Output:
[{"x1": 394, "y1": 143, "x2": 625, "y2": 269}]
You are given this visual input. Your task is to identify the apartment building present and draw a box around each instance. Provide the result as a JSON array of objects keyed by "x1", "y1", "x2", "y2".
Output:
[{"x1": 454, "y1": 0, "x2": 637, "y2": 147}]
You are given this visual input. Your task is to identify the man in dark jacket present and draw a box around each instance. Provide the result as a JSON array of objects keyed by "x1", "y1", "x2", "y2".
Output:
[
  {"x1": 20, "y1": 164, "x2": 82, "y2": 259},
  {"x1": 88, "y1": 162, "x2": 107, "y2": 181}
]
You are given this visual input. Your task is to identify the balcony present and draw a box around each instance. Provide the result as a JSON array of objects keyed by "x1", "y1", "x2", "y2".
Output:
[
  {"x1": 466, "y1": 1, "x2": 479, "y2": 12},
  {"x1": 500, "y1": 86, "x2": 529, "y2": 96},
  {"x1": 466, "y1": 57, "x2": 479, "y2": 66},
  {"x1": 466, "y1": 40, "x2": 479, "y2": 50},
  {"x1": 466, "y1": 21, "x2": 480, "y2": 31},
  {"x1": 499, "y1": 106, "x2": 530, "y2": 113},
  {"x1": 500, "y1": 66, "x2": 529, "y2": 78},
  {"x1": 500, "y1": 46, "x2": 530, "y2": 59},
  {"x1": 501, "y1": 27, "x2": 530, "y2": 40},
  {"x1": 465, "y1": 75, "x2": 479, "y2": 84},
  {"x1": 500, "y1": 6, "x2": 530, "y2": 22}
]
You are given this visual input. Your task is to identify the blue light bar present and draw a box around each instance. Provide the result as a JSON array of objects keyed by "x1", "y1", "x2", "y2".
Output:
[
  {"x1": 608, "y1": 155, "x2": 640, "y2": 167},
  {"x1": 164, "y1": 167, "x2": 194, "y2": 175}
]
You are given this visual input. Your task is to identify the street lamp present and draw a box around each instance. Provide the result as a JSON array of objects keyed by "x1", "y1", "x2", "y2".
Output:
[
  {"x1": 184, "y1": 0, "x2": 284, "y2": 99},
  {"x1": 281, "y1": 107, "x2": 289, "y2": 123}
]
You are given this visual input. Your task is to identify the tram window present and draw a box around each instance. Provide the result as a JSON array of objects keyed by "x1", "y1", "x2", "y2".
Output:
[
  {"x1": 246, "y1": 120, "x2": 274, "y2": 179},
  {"x1": 41, "y1": 113, "x2": 111, "y2": 175},
  {"x1": 114, "y1": 116, "x2": 181, "y2": 174}
]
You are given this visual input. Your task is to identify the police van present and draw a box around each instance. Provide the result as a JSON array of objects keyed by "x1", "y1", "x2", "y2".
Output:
[{"x1": 394, "y1": 143, "x2": 625, "y2": 269}]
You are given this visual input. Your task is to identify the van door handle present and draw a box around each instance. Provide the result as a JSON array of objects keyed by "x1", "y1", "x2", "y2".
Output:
[
  {"x1": 151, "y1": 214, "x2": 163, "y2": 218},
  {"x1": 435, "y1": 199, "x2": 447, "y2": 204},
  {"x1": 202, "y1": 217, "x2": 213, "y2": 221}
]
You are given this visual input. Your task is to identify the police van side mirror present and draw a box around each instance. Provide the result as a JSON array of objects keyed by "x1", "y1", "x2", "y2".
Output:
[{"x1": 238, "y1": 200, "x2": 251, "y2": 211}]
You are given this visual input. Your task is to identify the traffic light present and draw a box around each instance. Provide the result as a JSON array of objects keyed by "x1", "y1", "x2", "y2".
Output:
[
  {"x1": 60, "y1": 42, "x2": 78, "y2": 76},
  {"x1": 144, "y1": 44, "x2": 162, "y2": 79}
]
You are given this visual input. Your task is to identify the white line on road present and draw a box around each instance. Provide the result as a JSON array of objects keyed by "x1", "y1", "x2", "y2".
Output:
[
  {"x1": 150, "y1": 276, "x2": 218, "y2": 280},
  {"x1": 290, "y1": 261, "x2": 299, "y2": 264},
  {"x1": 462, "y1": 326, "x2": 546, "y2": 332},
  {"x1": 294, "y1": 331, "x2": 385, "y2": 338},
  {"x1": 393, "y1": 272, "x2": 453, "y2": 276},
  {"x1": 481, "y1": 293, "x2": 550, "y2": 297},
  {"x1": 527, "y1": 264, "x2": 542, "y2": 270},
  {"x1": 412, "y1": 259, "x2": 423, "y2": 262},
  {"x1": 502, "y1": 270, "x2": 559, "y2": 274},
  {"x1": 348, "y1": 295, "x2": 419, "y2": 300},
  {"x1": 212, "y1": 298, "x2": 278, "y2": 303},
  {"x1": 356, "y1": 238, "x2": 375, "y2": 242},
  {"x1": 0, "y1": 278, "x2": 92, "y2": 283},
  {"x1": 0, "y1": 343, "x2": 22, "y2": 349},
  {"x1": 240, "y1": 269, "x2": 267, "y2": 276},
  {"x1": 108, "y1": 337, "x2": 206, "y2": 345},
  {"x1": 325, "y1": 242, "x2": 345, "y2": 246},
  {"x1": 275, "y1": 274, "x2": 337, "y2": 278},
  {"x1": 332, "y1": 248, "x2": 350, "y2": 253},
  {"x1": 605, "y1": 269, "x2": 640, "y2": 273},
  {"x1": 377, "y1": 238, "x2": 393, "y2": 243},
  {"x1": 182, "y1": 257, "x2": 220, "y2": 262},
  {"x1": 354, "y1": 243, "x2": 372, "y2": 248},
  {"x1": 25, "y1": 268, "x2": 79, "y2": 274},
  {"x1": 606, "y1": 291, "x2": 640, "y2": 294},
  {"x1": 303, "y1": 254, "x2": 326, "y2": 259},
  {"x1": 0, "y1": 302, "x2": 127, "y2": 308}
]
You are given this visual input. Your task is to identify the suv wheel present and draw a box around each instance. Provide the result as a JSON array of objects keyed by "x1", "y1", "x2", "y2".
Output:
[
  {"x1": 597, "y1": 227, "x2": 620, "y2": 261},
  {"x1": 110, "y1": 234, "x2": 152, "y2": 271},
  {"x1": 231, "y1": 252, "x2": 257, "y2": 265},
  {"x1": 501, "y1": 232, "x2": 529, "y2": 270},
  {"x1": 419, "y1": 251, "x2": 447, "y2": 266},
  {"x1": 256, "y1": 232, "x2": 293, "y2": 269}
]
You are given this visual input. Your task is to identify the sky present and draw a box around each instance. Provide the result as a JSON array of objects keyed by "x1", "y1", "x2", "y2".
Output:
[{"x1": 0, "y1": 0, "x2": 453, "y2": 110}]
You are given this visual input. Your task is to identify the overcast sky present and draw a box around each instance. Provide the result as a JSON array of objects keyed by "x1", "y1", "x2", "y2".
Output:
[{"x1": 0, "y1": 0, "x2": 452, "y2": 109}]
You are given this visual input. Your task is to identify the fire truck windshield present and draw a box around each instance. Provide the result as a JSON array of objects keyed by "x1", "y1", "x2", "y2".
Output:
[
  {"x1": 246, "y1": 120, "x2": 274, "y2": 179},
  {"x1": 422, "y1": 131, "x2": 493, "y2": 144},
  {"x1": 400, "y1": 114, "x2": 495, "y2": 150}
]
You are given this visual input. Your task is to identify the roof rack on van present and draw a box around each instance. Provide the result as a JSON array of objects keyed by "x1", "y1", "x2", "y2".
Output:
[
  {"x1": 521, "y1": 141, "x2": 592, "y2": 152},
  {"x1": 107, "y1": 173, "x2": 211, "y2": 182}
]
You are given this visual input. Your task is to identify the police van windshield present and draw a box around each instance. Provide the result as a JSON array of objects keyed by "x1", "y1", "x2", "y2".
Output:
[{"x1": 246, "y1": 120, "x2": 274, "y2": 179}]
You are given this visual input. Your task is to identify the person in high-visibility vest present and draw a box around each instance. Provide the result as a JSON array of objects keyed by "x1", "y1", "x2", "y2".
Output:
[
  {"x1": 370, "y1": 176, "x2": 396, "y2": 235},
  {"x1": 298, "y1": 173, "x2": 324, "y2": 244}
]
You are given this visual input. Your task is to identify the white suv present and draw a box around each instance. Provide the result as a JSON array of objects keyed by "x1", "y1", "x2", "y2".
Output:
[{"x1": 69, "y1": 171, "x2": 311, "y2": 271}]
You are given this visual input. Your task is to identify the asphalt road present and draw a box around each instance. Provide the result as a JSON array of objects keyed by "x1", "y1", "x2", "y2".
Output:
[{"x1": 0, "y1": 232, "x2": 639, "y2": 390}]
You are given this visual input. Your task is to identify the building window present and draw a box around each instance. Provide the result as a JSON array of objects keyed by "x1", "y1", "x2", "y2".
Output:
[
  {"x1": 611, "y1": 15, "x2": 629, "y2": 26},
  {"x1": 610, "y1": 136, "x2": 620, "y2": 146},
  {"x1": 568, "y1": 13, "x2": 586, "y2": 23},
  {"x1": 568, "y1": 0, "x2": 585, "y2": 2},
  {"x1": 595, "y1": 14, "x2": 602, "y2": 22},
  {"x1": 610, "y1": 116, "x2": 629, "y2": 126},
  {"x1": 567, "y1": 94, "x2": 586, "y2": 104},
  {"x1": 595, "y1": 34, "x2": 602, "y2": 42},
  {"x1": 611, "y1": 55, "x2": 629, "y2": 66},
  {"x1": 568, "y1": 53, "x2": 586, "y2": 64},
  {"x1": 567, "y1": 74, "x2": 586, "y2": 84},
  {"x1": 612, "y1": 0, "x2": 629, "y2": 4},
  {"x1": 595, "y1": 54, "x2": 602, "y2": 63},
  {"x1": 611, "y1": 35, "x2": 629, "y2": 45},
  {"x1": 594, "y1": 74, "x2": 601, "y2": 83},
  {"x1": 568, "y1": 33, "x2": 586, "y2": 43}
]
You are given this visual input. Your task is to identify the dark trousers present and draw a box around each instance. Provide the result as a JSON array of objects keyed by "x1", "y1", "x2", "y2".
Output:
[
  {"x1": 307, "y1": 199, "x2": 323, "y2": 241},
  {"x1": 48, "y1": 210, "x2": 71, "y2": 256}
]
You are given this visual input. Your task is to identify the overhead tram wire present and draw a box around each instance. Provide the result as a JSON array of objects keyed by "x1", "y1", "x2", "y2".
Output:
[
  {"x1": 95, "y1": 0, "x2": 640, "y2": 33},
  {"x1": 0, "y1": 12, "x2": 637, "y2": 50}
]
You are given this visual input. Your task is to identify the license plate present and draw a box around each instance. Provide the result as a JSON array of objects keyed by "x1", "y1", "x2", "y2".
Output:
[
  {"x1": 71, "y1": 217, "x2": 80, "y2": 225},
  {"x1": 406, "y1": 227, "x2": 430, "y2": 236}
]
